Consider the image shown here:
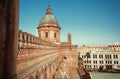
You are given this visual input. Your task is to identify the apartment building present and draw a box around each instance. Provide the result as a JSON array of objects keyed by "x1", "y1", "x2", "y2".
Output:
[{"x1": 79, "y1": 44, "x2": 120, "y2": 71}]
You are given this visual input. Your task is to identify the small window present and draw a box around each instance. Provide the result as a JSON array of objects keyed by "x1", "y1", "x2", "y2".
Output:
[
  {"x1": 110, "y1": 55, "x2": 111, "y2": 59},
  {"x1": 46, "y1": 32, "x2": 48, "y2": 38},
  {"x1": 54, "y1": 32, "x2": 56, "y2": 38},
  {"x1": 39, "y1": 32, "x2": 41, "y2": 38},
  {"x1": 102, "y1": 61, "x2": 104, "y2": 64},
  {"x1": 22, "y1": 35, "x2": 24, "y2": 40},
  {"x1": 116, "y1": 55, "x2": 118, "y2": 59},
  {"x1": 117, "y1": 61, "x2": 118, "y2": 64}
]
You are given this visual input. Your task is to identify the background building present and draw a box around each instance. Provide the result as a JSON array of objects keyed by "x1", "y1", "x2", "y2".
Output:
[{"x1": 79, "y1": 44, "x2": 120, "y2": 71}]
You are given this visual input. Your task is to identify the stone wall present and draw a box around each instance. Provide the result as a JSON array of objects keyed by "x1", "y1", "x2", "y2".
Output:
[
  {"x1": 0, "y1": 0, "x2": 19, "y2": 79},
  {"x1": 60, "y1": 44, "x2": 78, "y2": 68},
  {"x1": 17, "y1": 30, "x2": 60, "y2": 79}
]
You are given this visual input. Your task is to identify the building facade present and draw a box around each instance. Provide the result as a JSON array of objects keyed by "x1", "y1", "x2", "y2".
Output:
[{"x1": 79, "y1": 44, "x2": 120, "y2": 71}]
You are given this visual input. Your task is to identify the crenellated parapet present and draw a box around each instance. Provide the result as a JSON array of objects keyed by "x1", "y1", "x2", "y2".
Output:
[{"x1": 18, "y1": 30, "x2": 58, "y2": 49}]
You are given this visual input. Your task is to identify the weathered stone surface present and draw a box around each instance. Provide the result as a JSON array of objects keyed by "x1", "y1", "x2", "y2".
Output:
[{"x1": 0, "y1": 0, "x2": 19, "y2": 79}]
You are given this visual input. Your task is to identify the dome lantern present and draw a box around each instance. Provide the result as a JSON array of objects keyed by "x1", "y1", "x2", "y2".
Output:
[{"x1": 46, "y1": 5, "x2": 52, "y2": 14}]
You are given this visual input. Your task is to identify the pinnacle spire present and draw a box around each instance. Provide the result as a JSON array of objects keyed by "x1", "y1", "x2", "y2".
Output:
[{"x1": 68, "y1": 32, "x2": 71, "y2": 42}]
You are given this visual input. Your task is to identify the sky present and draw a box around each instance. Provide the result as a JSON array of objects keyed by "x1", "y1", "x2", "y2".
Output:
[{"x1": 20, "y1": 0, "x2": 120, "y2": 47}]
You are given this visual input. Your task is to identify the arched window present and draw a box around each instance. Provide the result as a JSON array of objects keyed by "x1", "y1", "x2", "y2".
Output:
[
  {"x1": 54, "y1": 32, "x2": 56, "y2": 38},
  {"x1": 39, "y1": 32, "x2": 41, "y2": 38},
  {"x1": 36, "y1": 76, "x2": 38, "y2": 79},
  {"x1": 46, "y1": 32, "x2": 48, "y2": 38},
  {"x1": 29, "y1": 76, "x2": 34, "y2": 79},
  {"x1": 35, "y1": 71, "x2": 40, "y2": 79},
  {"x1": 22, "y1": 35, "x2": 24, "y2": 41}
]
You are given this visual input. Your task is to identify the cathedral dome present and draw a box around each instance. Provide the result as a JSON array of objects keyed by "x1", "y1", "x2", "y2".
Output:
[
  {"x1": 40, "y1": 14, "x2": 58, "y2": 24},
  {"x1": 38, "y1": 5, "x2": 60, "y2": 29}
]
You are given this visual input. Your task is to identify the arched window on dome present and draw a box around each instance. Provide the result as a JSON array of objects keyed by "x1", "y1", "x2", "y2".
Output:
[
  {"x1": 39, "y1": 32, "x2": 41, "y2": 38},
  {"x1": 46, "y1": 32, "x2": 48, "y2": 38},
  {"x1": 54, "y1": 32, "x2": 56, "y2": 38}
]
